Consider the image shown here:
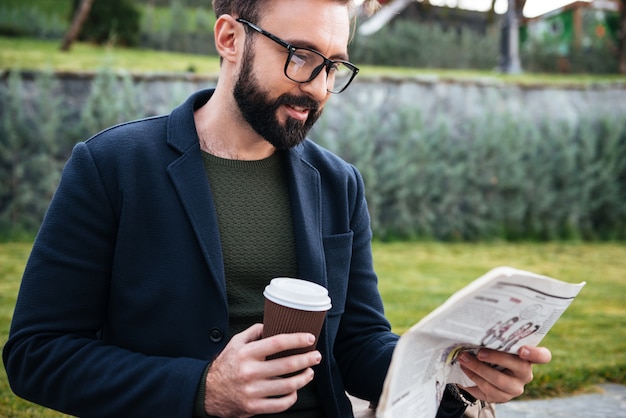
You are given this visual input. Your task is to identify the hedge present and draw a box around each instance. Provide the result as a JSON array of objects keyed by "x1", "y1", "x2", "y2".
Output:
[{"x1": 1, "y1": 69, "x2": 625, "y2": 241}]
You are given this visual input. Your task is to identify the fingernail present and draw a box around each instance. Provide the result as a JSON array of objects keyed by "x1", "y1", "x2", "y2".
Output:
[
  {"x1": 477, "y1": 350, "x2": 489, "y2": 360},
  {"x1": 308, "y1": 334, "x2": 316, "y2": 344},
  {"x1": 520, "y1": 347, "x2": 530, "y2": 358},
  {"x1": 458, "y1": 352, "x2": 469, "y2": 363}
]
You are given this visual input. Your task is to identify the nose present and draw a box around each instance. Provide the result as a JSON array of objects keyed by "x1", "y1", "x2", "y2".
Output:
[{"x1": 298, "y1": 67, "x2": 330, "y2": 102}]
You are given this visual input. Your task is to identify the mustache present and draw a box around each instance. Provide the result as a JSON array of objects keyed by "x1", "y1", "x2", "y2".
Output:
[{"x1": 275, "y1": 94, "x2": 320, "y2": 113}]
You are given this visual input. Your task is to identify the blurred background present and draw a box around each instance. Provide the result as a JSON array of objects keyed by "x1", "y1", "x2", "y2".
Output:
[{"x1": 2, "y1": 0, "x2": 625, "y2": 241}]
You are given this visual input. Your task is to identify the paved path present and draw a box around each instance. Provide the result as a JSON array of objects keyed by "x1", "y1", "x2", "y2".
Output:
[
  {"x1": 497, "y1": 384, "x2": 626, "y2": 418},
  {"x1": 350, "y1": 384, "x2": 626, "y2": 417}
]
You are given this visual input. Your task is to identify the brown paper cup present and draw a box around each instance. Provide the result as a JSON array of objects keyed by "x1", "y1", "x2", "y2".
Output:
[{"x1": 262, "y1": 278, "x2": 332, "y2": 360}]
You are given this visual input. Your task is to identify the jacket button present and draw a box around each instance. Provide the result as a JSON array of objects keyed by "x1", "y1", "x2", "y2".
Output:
[{"x1": 209, "y1": 328, "x2": 224, "y2": 343}]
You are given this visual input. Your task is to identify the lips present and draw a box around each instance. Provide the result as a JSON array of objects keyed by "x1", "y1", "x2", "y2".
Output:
[{"x1": 284, "y1": 104, "x2": 311, "y2": 121}]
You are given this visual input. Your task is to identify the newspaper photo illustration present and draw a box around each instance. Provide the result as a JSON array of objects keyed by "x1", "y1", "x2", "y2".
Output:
[{"x1": 376, "y1": 266, "x2": 586, "y2": 418}]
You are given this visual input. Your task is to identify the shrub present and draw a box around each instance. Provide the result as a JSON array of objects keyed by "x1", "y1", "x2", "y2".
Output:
[
  {"x1": 0, "y1": 70, "x2": 66, "y2": 236},
  {"x1": 0, "y1": 5, "x2": 67, "y2": 39},
  {"x1": 139, "y1": 0, "x2": 216, "y2": 55},
  {"x1": 521, "y1": 38, "x2": 619, "y2": 74},
  {"x1": 0, "y1": 69, "x2": 147, "y2": 238},
  {"x1": 1, "y1": 69, "x2": 625, "y2": 241},
  {"x1": 314, "y1": 99, "x2": 626, "y2": 241},
  {"x1": 350, "y1": 18, "x2": 500, "y2": 70},
  {"x1": 71, "y1": 0, "x2": 141, "y2": 47}
]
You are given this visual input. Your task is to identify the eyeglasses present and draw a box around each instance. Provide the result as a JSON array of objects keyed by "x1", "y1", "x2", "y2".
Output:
[{"x1": 236, "y1": 18, "x2": 359, "y2": 94}]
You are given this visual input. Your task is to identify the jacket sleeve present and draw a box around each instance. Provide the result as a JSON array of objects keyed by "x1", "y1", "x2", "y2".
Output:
[
  {"x1": 2, "y1": 142, "x2": 207, "y2": 417},
  {"x1": 437, "y1": 385, "x2": 470, "y2": 418},
  {"x1": 329, "y1": 165, "x2": 468, "y2": 418},
  {"x1": 330, "y1": 164, "x2": 399, "y2": 403}
]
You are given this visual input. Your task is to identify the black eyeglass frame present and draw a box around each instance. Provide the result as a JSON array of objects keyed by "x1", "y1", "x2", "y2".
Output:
[{"x1": 236, "y1": 18, "x2": 359, "y2": 94}]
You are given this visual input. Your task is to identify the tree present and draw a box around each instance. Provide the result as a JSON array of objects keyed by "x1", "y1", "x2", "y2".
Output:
[
  {"x1": 618, "y1": 0, "x2": 626, "y2": 74},
  {"x1": 60, "y1": 0, "x2": 95, "y2": 51},
  {"x1": 76, "y1": 0, "x2": 141, "y2": 47},
  {"x1": 499, "y1": 0, "x2": 526, "y2": 73}
]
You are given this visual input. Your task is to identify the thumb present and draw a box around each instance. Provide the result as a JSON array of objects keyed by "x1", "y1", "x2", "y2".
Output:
[{"x1": 519, "y1": 346, "x2": 552, "y2": 364}]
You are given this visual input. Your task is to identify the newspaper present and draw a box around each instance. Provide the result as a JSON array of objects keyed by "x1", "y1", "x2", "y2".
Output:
[{"x1": 376, "y1": 266, "x2": 586, "y2": 418}]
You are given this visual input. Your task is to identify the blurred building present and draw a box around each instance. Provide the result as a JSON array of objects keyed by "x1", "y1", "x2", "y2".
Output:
[
  {"x1": 520, "y1": 0, "x2": 620, "y2": 62},
  {"x1": 520, "y1": 0, "x2": 620, "y2": 72}
]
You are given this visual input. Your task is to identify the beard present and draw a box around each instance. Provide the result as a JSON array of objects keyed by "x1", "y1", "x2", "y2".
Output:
[{"x1": 233, "y1": 46, "x2": 323, "y2": 150}]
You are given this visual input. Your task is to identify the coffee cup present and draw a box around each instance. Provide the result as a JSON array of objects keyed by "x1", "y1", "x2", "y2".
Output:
[{"x1": 262, "y1": 277, "x2": 332, "y2": 359}]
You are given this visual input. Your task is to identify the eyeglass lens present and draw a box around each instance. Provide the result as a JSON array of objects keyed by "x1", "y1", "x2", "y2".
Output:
[{"x1": 286, "y1": 49, "x2": 354, "y2": 93}]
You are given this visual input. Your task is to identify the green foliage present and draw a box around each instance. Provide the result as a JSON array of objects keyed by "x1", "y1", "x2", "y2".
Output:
[
  {"x1": 0, "y1": 69, "x2": 152, "y2": 238},
  {"x1": 522, "y1": 38, "x2": 619, "y2": 74},
  {"x1": 135, "y1": 0, "x2": 211, "y2": 6},
  {"x1": 138, "y1": 1, "x2": 217, "y2": 55},
  {"x1": 351, "y1": 19, "x2": 500, "y2": 70},
  {"x1": 0, "y1": 70, "x2": 66, "y2": 237},
  {"x1": 79, "y1": 66, "x2": 143, "y2": 138},
  {"x1": 72, "y1": 0, "x2": 141, "y2": 47},
  {"x1": 0, "y1": 4, "x2": 68, "y2": 38},
  {"x1": 1, "y1": 68, "x2": 625, "y2": 241},
  {"x1": 315, "y1": 100, "x2": 626, "y2": 241}
]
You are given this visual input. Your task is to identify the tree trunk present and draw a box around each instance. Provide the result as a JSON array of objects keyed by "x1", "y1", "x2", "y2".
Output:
[
  {"x1": 619, "y1": 0, "x2": 626, "y2": 74},
  {"x1": 60, "y1": 0, "x2": 95, "y2": 52},
  {"x1": 499, "y1": 0, "x2": 520, "y2": 73},
  {"x1": 486, "y1": 0, "x2": 497, "y2": 25},
  {"x1": 499, "y1": 0, "x2": 526, "y2": 74}
]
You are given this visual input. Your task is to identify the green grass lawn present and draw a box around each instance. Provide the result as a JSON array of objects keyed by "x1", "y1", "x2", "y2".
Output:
[
  {"x1": 0, "y1": 37, "x2": 222, "y2": 76},
  {"x1": 1, "y1": 241, "x2": 624, "y2": 415},
  {"x1": 2, "y1": 36, "x2": 625, "y2": 86}
]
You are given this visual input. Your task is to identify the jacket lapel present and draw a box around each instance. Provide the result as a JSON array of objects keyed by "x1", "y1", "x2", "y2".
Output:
[
  {"x1": 286, "y1": 148, "x2": 327, "y2": 288},
  {"x1": 165, "y1": 90, "x2": 227, "y2": 302}
]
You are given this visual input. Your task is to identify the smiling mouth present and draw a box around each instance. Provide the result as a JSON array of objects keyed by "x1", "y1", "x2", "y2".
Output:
[{"x1": 284, "y1": 104, "x2": 311, "y2": 121}]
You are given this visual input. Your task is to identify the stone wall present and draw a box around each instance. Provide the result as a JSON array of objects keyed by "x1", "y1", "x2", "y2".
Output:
[
  {"x1": 6, "y1": 70, "x2": 626, "y2": 129},
  {"x1": 328, "y1": 75, "x2": 626, "y2": 129}
]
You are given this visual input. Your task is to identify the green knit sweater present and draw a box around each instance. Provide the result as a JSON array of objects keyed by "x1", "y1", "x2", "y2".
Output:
[{"x1": 201, "y1": 151, "x2": 323, "y2": 417}]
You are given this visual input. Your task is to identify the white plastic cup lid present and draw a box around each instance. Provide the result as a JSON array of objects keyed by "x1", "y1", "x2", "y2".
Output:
[{"x1": 263, "y1": 278, "x2": 332, "y2": 311}]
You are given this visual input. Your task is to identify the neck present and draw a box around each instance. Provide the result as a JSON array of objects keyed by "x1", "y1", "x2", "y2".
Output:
[{"x1": 194, "y1": 90, "x2": 276, "y2": 161}]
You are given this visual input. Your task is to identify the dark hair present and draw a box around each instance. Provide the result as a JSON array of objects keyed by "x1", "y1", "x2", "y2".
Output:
[
  {"x1": 212, "y1": 0, "x2": 265, "y2": 22},
  {"x1": 211, "y1": 0, "x2": 379, "y2": 22}
]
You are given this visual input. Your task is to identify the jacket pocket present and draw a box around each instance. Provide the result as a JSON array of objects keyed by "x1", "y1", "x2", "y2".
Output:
[{"x1": 322, "y1": 231, "x2": 353, "y2": 318}]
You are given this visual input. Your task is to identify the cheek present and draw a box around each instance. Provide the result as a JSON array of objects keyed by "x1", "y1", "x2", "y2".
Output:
[{"x1": 253, "y1": 53, "x2": 289, "y2": 86}]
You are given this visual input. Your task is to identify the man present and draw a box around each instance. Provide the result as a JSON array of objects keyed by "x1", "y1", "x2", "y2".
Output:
[{"x1": 3, "y1": 0, "x2": 551, "y2": 417}]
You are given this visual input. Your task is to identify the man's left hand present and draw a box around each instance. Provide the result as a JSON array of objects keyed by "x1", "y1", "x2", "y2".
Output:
[{"x1": 456, "y1": 345, "x2": 552, "y2": 403}]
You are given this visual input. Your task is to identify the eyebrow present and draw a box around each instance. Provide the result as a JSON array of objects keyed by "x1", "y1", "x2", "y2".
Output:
[{"x1": 283, "y1": 37, "x2": 350, "y2": 62}]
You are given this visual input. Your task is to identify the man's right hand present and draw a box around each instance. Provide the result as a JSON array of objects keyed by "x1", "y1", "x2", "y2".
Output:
[{"x1": 203, "y1": 323, "x2": 322, "y2": 418}]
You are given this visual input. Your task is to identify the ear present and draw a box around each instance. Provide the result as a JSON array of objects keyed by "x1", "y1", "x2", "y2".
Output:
[{"x1": 214, "y1": 15, "x2": 243, "y2": 64}]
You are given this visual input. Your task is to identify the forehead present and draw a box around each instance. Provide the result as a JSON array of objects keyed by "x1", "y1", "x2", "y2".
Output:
[{"x1": 258, "y1": 0, "x2": 351, "y2": 55}]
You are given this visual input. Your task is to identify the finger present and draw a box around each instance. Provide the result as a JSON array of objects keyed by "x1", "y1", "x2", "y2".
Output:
[
  {"x1": 457, "y1": 365, "x2": 508, "y2": 404},
  {"x1": 458, "y1": 352, "x2": 525, "y2": 402},
  {"x1": 236, "y1": 366, "x2": 315, "y2": 400},
  {"x1": 476, "y1": 349, "x2": 533, "y2": 382},
  {"x1": 257, "y1": 366, "x2": 316, "y2": 398},
  {"x1": 245, "y1": 389, "x2": 299, "y2": 416},
  {"x1": 250, "y1": 333, "x2": 317, "y2": 360},
  {"x1": 262, "y1": 350, "x2": 322, "y2": 378},
  {"x1": 518, "y1": 346, "x2": 552, "y2": 364}
]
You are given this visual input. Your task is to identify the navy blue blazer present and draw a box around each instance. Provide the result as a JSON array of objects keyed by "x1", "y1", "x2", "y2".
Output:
[{"x1": 4, "y1": 89, "x2": 399, "y2": 417}]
